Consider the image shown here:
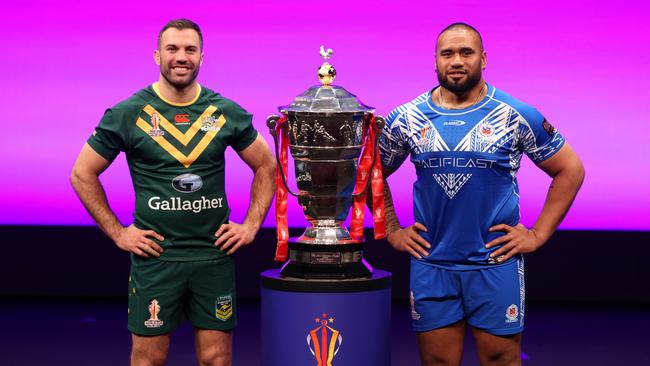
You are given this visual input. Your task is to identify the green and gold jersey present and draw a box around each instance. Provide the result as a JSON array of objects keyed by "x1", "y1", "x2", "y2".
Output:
[{"x1": 88, "y1": 83, "x2": 258, "y2": 261}]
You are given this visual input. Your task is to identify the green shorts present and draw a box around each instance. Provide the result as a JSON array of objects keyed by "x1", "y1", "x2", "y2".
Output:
[{"x1": 127, "y1": 256, "x2": 236, "y2": 336}]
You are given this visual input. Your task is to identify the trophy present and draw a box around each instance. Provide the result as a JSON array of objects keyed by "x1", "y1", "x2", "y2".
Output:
[{"x1": 267, "y1": 46, "x2": 386, "y2": 279}]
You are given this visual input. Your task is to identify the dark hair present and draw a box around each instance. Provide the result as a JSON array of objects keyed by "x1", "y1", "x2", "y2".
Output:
[
  {"x1": 437, "y1": 22, "x2": 483, "y2": 50},
  {"x1": 158, "y1": 19, "x2": 203, "y2": 49}
]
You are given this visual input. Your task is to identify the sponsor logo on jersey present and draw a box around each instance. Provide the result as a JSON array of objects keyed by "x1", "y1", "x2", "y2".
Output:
[
  {"x1": 171, "y1": 173, "x2": 203, "y2": 193},
  {"x1": 505, "y1": 304, "x2": 519, "y2": 323},
  {"x1": 200, "y1": 116, "x2": 221, "y2": 132},
  {"x1": 415, "y1": 157, "x2": 496, "y2": 169},
  {"x1": 148, "y1": 196, "x2": 224, "y2": 213},
  {"x1": 174, "y1": 113, "x2": 190, "y2": 125},
  {"x1": 307, "y1": 313, "x2": 342, "y2": 365},
  {"x1": 144, "y1": 299, "x2": 164, "y2": 328},
  {"x1": 410, "y1": 291, "x2": 421, "y2": 320},
  {"x1": 148, "y1": 113, "x2": 165, "y2": 137},
  {"x1": 444, "y1": 120, "x2": 466, "y2": 126},
  {"x1": 542, "y1": 119, "x2": 555, "y2": 137},
  {"x1": 215, "y1": 295, "x2": 233, "y2": 321}
]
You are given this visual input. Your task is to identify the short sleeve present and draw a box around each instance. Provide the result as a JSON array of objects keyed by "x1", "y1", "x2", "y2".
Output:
[
  {"x1": 516, "y1": 107, "x2": 565, "y2": 164},
  {"x1": 226, "y1": 105, "x2": 258, "y2": 151},
  {"x1": 87, "y1": 109, "x2": 127, "y2": 161},
  {"x1": 379, "y1": 108, "x2": 410, "y2": 171}
]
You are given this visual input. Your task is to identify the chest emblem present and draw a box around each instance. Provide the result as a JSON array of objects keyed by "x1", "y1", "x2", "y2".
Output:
[
  {"x1": 200, "y1": 116, "x2": 222, "y2": 132},
  {"x1": 148, "y1": 113, "x2": 165, "y2": 137},
  {"x1": 136, "y1": 105, "x2": 225, "y2": 168}
]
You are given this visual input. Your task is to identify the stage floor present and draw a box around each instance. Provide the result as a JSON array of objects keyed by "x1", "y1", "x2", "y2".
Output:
[{"x1": 1, "y1": 299, "x2": 648, "y2": 365}]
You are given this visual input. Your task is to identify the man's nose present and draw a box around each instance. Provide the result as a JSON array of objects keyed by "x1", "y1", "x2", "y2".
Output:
[
  {"x1": 451, "y1": 53, "x2": 463, "y2": 66},
  {"x1": 175, "y1": 51, "x2": 188, "y2": 62}
]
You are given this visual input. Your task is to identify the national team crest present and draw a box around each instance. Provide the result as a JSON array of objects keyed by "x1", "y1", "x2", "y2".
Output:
[
  {"x1": 201, "y1": 116, "x2": 221, "y2": 132},
  {"x1": 216, "y1": 295, "x2": 233, "y2": 321},
  {"x1": 148, "y1": 113, "x2": 165, "y2": 137},
  {"x1": 478, "y1": 122, "x2": 494, "y2": 137},
  {"x1": 505, "y1": 304, "x2": 519, "y2": 323},
  {"x1": 144, "y1": 299, "x2": 164, "y2": 328},
  {"x1": 307, "y1": 313, "x2": 342, "y2": 366}
]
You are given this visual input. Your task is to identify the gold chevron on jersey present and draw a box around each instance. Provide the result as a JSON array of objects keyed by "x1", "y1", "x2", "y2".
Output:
[
  {"x1": 136, "y1": 110, "x2": 226, "y2": 168},
  {"x1": 142, "y1": 105, "x2": 218, "y2": 146}
]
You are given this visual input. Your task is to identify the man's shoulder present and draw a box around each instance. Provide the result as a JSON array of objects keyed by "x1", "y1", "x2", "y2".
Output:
[
  {"x1": 489, "y1": 86, "x2": 541, "y2": 121},
  {"x1": 200, "y1": 86, "x2": 248, "y2": 114},
  {"x1": 387, "y1": 90, "x2": 431, "y2": 124}
]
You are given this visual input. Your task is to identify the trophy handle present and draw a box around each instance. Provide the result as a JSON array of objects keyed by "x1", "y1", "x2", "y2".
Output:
[
  {"x1": 352, "y1": 115, "x2": 385, "y2": 197},
  {"x1": 267, "y1": 114, "x2": 301, "y2": 197}
]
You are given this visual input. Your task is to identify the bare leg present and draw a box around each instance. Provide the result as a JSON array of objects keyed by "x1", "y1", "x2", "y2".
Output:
[
  {"x1": 472, "y1": 328, "x2": 522, "y2": 366},
  {"x1": 194, "y1": 329, "x2": 233, "y2": 366},
  {"x1": 131, "y1": 334, "x2": 170, "y2": 366},
  {"x1": 416, "y1": 321, "x2": 466, "y2": 366}
]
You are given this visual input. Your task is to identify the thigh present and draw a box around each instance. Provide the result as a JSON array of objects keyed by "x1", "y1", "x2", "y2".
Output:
[
  {"x1": 194, "y1": 329, "x2": 233, "y2": 366},
  {"x1": 128, "y1": 257, "x2": 189, "y2": 336},
  {"x1": 410, "y1": 260, "x2": 464, "y2": 332},
  {"x1": 417, "y1": 321, "x2": 466, "y2": 366},
  {"x1": 131, "y1": 333, "x2": 170, "y2": 366},
  {"x1": 462, "y1": 258, "x2": 525, "y2": 336},
  {"x1": 187, "y1": 257, "x2": 237, "y2": 331},
  {"x1": 471, "y1": 328, "x2": 521, "y2": 366}
]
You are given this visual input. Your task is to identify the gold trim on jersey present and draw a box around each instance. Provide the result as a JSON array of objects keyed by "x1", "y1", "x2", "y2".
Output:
[
  {"x1": 136, "y1": 107, "x2": 226, "y2": 168},
  {"x1": 152, "y1": 82, "x2": 202, "y2": 106},
  {"x1": 143, "y1": 105, "x2": 217, "y2": 146}
]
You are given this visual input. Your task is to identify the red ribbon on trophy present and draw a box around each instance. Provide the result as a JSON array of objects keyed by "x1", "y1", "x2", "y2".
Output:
[
  {"x1": 350, "y1": 115, "x2": 386, "y2": 241},
  {"x1": 274, "y1": 115, "x2": 290, "y2": 261}
]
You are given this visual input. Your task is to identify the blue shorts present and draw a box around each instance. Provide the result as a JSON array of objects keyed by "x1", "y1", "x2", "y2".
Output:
[{"x1": 409, "y1": 258, "x2": 525, "y2": 335}]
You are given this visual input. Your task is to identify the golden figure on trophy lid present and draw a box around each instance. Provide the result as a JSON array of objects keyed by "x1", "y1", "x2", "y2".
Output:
[{"x1": 317, "y1": 45, "x2": 336, "y2": 86}]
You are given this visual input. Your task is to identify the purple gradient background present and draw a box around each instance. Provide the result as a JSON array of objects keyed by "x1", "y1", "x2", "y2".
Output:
[{"x1": 3, "y1": 1, "x2": 649, "y2": 230}]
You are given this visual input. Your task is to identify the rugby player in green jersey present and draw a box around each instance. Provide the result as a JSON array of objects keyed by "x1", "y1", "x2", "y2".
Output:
[{"x1": 70, "y1": 19, "x2": 275, "y2": 366}]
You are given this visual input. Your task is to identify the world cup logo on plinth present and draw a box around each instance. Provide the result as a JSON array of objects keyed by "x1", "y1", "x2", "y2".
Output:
[
  {"x1": 307, "y1": 313, "x2": 342, "y2": 366},
  {"x1": 267, "y1": 47, "x2": 386, "y2": 279}
]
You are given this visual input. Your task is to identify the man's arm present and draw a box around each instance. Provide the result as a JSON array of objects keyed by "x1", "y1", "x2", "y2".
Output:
[
  {"x1": 485, "y1": 143, "x2": 585, "y2": 262},
  {"x1": 369, "y1": 167, "x2": 431, "y2": 259},
  {"x1": 70, "y1": 143, "x2": 164, "y2": 257},
  {"x1": 215, "y1": 135, "x2": 276, "y2": 255}
]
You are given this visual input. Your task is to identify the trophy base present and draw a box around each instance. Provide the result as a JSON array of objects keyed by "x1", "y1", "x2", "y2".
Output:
[{"x1": 280, "y1": 242, "x2": 372, "y2": 279}]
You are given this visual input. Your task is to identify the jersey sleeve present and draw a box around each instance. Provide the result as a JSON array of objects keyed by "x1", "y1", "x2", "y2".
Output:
[
  {"x1": 226, "y1": 105, "x2": 258, "y2": 151},
  {"x1": 379, "y1": 107, "x2": 410, "y2": 171},
  {"x1": 87, "y1": 109, "x2": 127, "y2": 161},
  {"x1": 516, "y1": 107, "x2": 565, "y2": 164}
]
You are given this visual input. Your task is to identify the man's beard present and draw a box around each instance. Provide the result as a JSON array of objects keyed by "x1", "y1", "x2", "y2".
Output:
[
  {"x1": 437, "y1": 68, "x2": 481, "y2": 94},
  {"x1": 161, "y1": 65, "x2": 200, "y2": 91}
]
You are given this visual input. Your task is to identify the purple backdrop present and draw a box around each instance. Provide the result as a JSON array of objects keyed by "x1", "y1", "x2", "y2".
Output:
[{"x1": 4, "y1": 0, "x2": 649, "y2": 230}]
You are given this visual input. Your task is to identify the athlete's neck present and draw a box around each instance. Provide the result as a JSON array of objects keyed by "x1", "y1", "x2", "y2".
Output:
[
  {"x1": 436, "y1": 80, "x2": 487, "y2": 110},
  {"x1": 155, "y1": 78, "x2": 200, "y2": 104}
]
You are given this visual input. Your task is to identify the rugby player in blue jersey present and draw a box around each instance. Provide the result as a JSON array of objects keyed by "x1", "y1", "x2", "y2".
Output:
[{"x1": 377, "y1": 23, "x2": 584, "y2": 365}]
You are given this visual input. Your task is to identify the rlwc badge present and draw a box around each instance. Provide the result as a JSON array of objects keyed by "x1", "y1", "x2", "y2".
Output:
[
  {"x1": 200, "y1": 115, "x2": 221, "y2": 132},
  {"x1": 144, "y1": 299, "x2": 164, "y2": 328},
  {"x1": 215, "y1": 295, "x2": 233, "y2": 321},
  {"x1": 148, "y1": 113, "x2": 165, "y2": 137},
  {"x1": 307, "y1": 313, "x2": 342, "y2": 365}
]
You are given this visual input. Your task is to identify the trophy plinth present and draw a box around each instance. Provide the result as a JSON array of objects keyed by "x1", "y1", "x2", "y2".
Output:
[{"x1": 268, "y1": 47, "x2": 385, "y2": 279}]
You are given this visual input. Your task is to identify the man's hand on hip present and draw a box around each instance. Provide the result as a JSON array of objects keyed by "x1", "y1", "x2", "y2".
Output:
[
  {"x1": 387, "y1": 222, "x2": 431, "y2": 259},
  {"x1": 485, "y1": 223, "x2": 544, "y2": 263},
  {"x1": 215, "y1": 221, "x2": 256, "y2": 255},
  {"x1": 115, "y1": 224, "x2": 164, "y2": 258}
]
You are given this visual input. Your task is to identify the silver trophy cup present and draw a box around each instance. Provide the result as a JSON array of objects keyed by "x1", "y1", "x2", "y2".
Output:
[{"x1": 267, "y1": 48, "x2": 384, "y2": 279}]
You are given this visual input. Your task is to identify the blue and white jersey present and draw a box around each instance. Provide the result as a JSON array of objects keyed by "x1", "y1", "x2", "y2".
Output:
[{"x1": 380, "y1": 84, "x2": 565, "y2": 269}]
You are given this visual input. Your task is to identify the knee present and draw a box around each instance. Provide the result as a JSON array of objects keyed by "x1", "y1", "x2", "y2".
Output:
[
  {"x1": 484, "y1": 351, "x2": 521, "y2": 366},
  {"x1": 197, "y1": 348, "x2": 231, "y2": 366},
  {"x1": 420, "y1": 353, "x2": 459, "y2": 366},
  {"x1": 130, "y1": 346, "x2": 167, "y2": 366}
]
